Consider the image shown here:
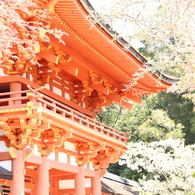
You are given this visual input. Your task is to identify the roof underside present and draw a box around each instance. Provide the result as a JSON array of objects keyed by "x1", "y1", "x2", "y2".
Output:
[
  {"x1": 33, "y1": 0, "x2": 179, "y2": 111},
  {"x1": 48, "y1": 0, "x2": 176, "y2": 86}
]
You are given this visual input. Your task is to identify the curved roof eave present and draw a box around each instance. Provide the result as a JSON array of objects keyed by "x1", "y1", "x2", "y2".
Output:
[{"x1": 79, "y1": 0, "x2": 180, "y2": 85}]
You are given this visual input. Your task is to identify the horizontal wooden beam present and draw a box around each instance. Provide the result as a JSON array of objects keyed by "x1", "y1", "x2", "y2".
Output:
[
  {"x1": 0, "y1": 152, "x2": 12, "y2": 161},
  {"x1": 25, "y1": 155, "x2": 42, "y2": 165},
  {"x1": 37, "y1": 51, "x2": 59, "y2": 64},
  {"x1": 59, "y1": 188, "x2": 91, "y2": 194},
  {"x1": 49, "y1": 160, "x2": 79, "y2": 174}
]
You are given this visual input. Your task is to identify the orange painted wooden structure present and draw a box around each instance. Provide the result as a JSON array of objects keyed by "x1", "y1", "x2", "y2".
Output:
[{"x1": 0, "y1": 0, "x2": 178, "y2": 195}]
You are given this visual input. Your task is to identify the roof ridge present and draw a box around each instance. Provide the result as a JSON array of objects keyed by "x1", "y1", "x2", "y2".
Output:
[{"x1": 79, "y1": 0, "x2": 180, "y2": 85}]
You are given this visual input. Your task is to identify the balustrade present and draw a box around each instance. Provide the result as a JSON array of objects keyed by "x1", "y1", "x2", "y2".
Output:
[{"x1": 0, "y1": 88, "x2": 129, "y2": 143}]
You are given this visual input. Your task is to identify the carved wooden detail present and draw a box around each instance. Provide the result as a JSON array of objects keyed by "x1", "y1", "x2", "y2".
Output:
[
  {"x1": 0, "y1": 93, "x2": 73, "y2": 154},
  {"x1": 34, "y1": 128, "x2": 72, "y2": 156},
  {"x1": 75, "y1": 141, "x2": 105, "y2": 166},
  {"x1": 91, "y1": 147, "x2": 125, "y2": 170},
  {"x1": 0, "y1": 136, "x2": 10, "y2": 148}
]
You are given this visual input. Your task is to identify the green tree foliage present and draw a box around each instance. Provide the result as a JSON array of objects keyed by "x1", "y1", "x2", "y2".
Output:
[
  {"x1": 98, "y1": 92, "x2": 195, "y2": 144},
  {"x1": 135, "y1": 109, "x2": 184, "y2": 142},
  {"x1": 98, "y1": 92, "x2": 195, "y2": 179},
  {"x1": 148, "y1": 92, "x2": 195, "y2": 144},
  {"x1": 96, "y1": 103, "x2": 123, "y2": 128},
  {"x1": 108, "y1": 162, "x2": 149, "y2": 181}
]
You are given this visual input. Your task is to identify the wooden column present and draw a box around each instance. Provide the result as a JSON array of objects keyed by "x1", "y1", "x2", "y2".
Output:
[
  {"x1": 75, "y1": 166, "x2": 85, "y2": 195},
  {"x1": 54, "y1": 176, "x2": 59, "y2": 195},
  {"x1": 10, "y1": 82, "x2": 25, "y2": 195},
  {"x1": 11, "y1": 150, "x2": 25, "y2": 195},
  {"x1": 10, "y1": 82, "x2": 22, "y2": 105},
  {"x1": 36, "y1": 156, "x2": 49, "y2": 195},
  {"x1": 91, "y1": 170, "x2": 101, "y2": 195}
]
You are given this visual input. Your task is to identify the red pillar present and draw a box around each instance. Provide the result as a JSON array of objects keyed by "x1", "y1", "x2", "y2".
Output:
[
  {"x1": 92, "y1": 170, "x2": 101, "y2": 195},
  {"x1": 36, "y1": 156, "x2": 49, "y2": 195},
  {"x1": 54, "y1": 176, "x2": 59, "y2": 195},
  {"x1": 11, "y1": 150, "x2": 25, "y2": 195},
  {"x1": 75, "y1": 166, "x2": 85, "y2": 195},
  {"x1": 10, "y1": 82, "x2": 24, "y2": 195},
  {"x1": 10, "y1": 82, "x2": 22, "y2": 105}
]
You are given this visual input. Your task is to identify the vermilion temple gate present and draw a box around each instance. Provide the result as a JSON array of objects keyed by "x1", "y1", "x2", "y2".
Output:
[{"x1": 0, "y1": 0, "x2": 178, "y2": 194}]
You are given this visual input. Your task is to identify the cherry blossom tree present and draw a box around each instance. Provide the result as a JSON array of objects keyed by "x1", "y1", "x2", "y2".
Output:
[
  {"x1": 0, "y1": 0, "x2": 66, "y2": 69},
  {"x1": 90, "y1": 0, "x2": 195, "y2": 93},
  {"x1": 119, "y1": 139, "x2": 195, "y2": 195},
  {"x1": 89, "y1": 1, "x2": 195, "y2": 192}
]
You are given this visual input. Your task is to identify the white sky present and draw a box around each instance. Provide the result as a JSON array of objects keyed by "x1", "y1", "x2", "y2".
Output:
[{"x1": 89, "y1": 0, "x2": 115, "y2": 13}]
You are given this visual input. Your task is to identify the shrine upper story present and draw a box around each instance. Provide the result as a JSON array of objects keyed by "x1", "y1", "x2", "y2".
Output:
[
  {"x1": 0, "y1": 0, "x2": 179, "y2": 157},
  {"x1": 0, "y1": 1, "x2": 180, "y2": 195},
  {"x1": 0, "y1": 0, "x2": 178, "y2": 114}
]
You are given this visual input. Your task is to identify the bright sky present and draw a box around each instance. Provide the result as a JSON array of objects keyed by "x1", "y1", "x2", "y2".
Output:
[{"x1": 89, "y1": 0, "x2": 114, "y2": 13}]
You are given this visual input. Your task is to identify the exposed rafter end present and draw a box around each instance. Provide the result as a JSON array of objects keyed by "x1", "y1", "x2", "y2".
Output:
[
  {"x1": 120, "y1": 101, "x2": 132, "y2": 110},
  {"x1": 47, "y1": 0, "x2": 60, "y2": 12},
  {"x1": 121, "y1": 90, "x2": 142, "y2": 104}
]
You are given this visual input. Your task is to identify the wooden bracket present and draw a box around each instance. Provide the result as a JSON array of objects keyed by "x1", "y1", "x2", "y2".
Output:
[{"x1": 74, "y1": 141, "x2": 106, "y2": 166}]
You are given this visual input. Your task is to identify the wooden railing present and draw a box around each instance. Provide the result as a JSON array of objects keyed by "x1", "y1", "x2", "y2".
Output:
[
  {"x1": 0, "y1": 175, "x2": 34, "y2": 195},
  {"x1": 0, "y1": 90, "x2": 129, "y2": 143},
  {"x1": 1, "y1": 185, "x2": 10, "y2": 195}
]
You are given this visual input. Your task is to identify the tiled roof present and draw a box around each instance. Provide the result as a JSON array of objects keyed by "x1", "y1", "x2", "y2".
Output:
[
  {"x1": 101, "y1": 173, "x2": 140, "y2": 195},
  {"x1": 79, "y1": 0, "x2": 180, "y2": 85},
  {"x1": 0, "y1": 166, "x2": 12, "y2": 180}
]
